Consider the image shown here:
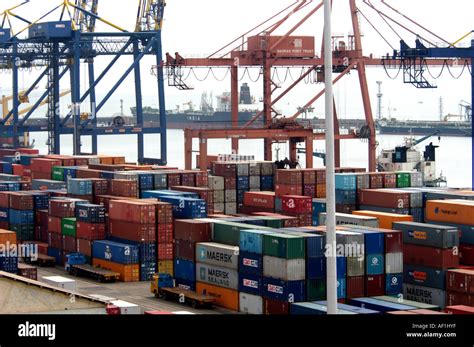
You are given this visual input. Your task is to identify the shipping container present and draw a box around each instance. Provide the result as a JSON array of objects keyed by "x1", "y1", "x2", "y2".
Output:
[
  {"x1": 239, "y1": 229, "x2": 274, "y2": 254},
  {"x1": 109, "y1": 220, "x2": 155, "y2": 243},
  {"x1": 460, "y1": 244, "x2": 474, "y2": 265},
  {"x1": 263, "y1": 233, "x2": 305, "y2": 259},
  {"x1": 282, "y1": 195, "x2": 312, "y2": 214},
  {"x1": 157, "y1": 243, "x2": 173, "y2": 260},
  {"x1": 446, "y1": 269, "x2": 474, "y2": 294},
  {"x1": 195, "y1": 242, "x2": 239, "y2": 270},
  {"x1": 320, "y1": 212, "x2": 379, "y2": 228},
  {"x1": 195, "y1": 262, "x2": 238, "y2": 290},
  {"x1": 61, "y1": 217, "x2": 76, "y2": 237},
  {"x1": 404, "y1": 244, "x2": 459, "y2": 269},
  {"x1": 346, "y1": 276, "x2": 365, "y2": 299},
  {"x1": 76, "y1": 238, "x2": 92, "y2": 257},
  {"x1": 9, "y1": 209, "x2": 33, "y2": 224},
  {"x1": 174, "y1": 239, "x2": 195, "y2": 261},
  {"x1": 373, "y1": 295, "x2": 439, "y2": 311},
  {"x1": 239, "y1": 292, "x2": 263, "y2": 315},
  {"x1": 262, "y1": 277, "x2": 306, "y2": 302},
  {"x1": 445, "y1": 305, "x2": 474, "y2": 314},
  {"x1": 366, "y1": 275, "x2": 385, "y2": 296},
  {"x1": 196, "y1": 282, "x2": 239, "y2": 311},
  {"x1": 157, "y1": 260, "x2": 174, "y2": 275},
  {"x1": 335, "y1": 173, "x2": 357, "y2": 190},
  {"x1": 359, "y1": 189, "x2": 410, "y2": 209},
  {"x1": 394, "y1": 221, "x2": 459, "y2": 249},
  {"x1": 403, "y1": 283, "x2": 446, "y2": 308},
  {"x1": 108, "y1": 200, "x2": 156, "y2": 224},
  {"x1": 263, "y1": 256, "x2": 305, "y2": 281},
  {"x1": 92, "y1": 258, "x2": 139, "y2": 282},
  {"x1": 366, "y1": 254, "x2": 384, "y2": 275},
  {"x1": 239, "y1": 251, "x2": 263, "y2": 276},
  {"x1": 404, "y1": 264, "x2": 446, "y2": 289},
  {"x1": 174, "y1": 258, "x2": 196, "y2": 282},
  {"x1": 352, "y1": 210, "x2": 413, "y2": 229},
  {"x1": 349, "y1": 297, "x2": 416, "y2": 312},
  {"x1": 263, "y1": 297, "x2": 289, "y2": 314},
  {"x1": 92, "y1": 240, "x2": 139, "y2": 264},
  {"x1": 238, "y1": 272, "x2": 263, "y2": 296},
  {"x1": 425, "y1": 200, "x2": 474, "y2": 226},
  {"x1": 290, "y1": 302, "x2": 357, "y2": 315},
  {"x1": 174, "y1": 219, "x2": 211, "y2": 242},
  {"x1": 275, "y1": 170, "x2": 302, "y2": 185},
  {"x1": 243, "y1": 191, "x2": 275, "y2": 209},
  {"x1": 275, "y1": 184, "x2": 302, "y2": 197},
  {"x1": 75, "y1": 203, "x2": 105, "y2": 224}
]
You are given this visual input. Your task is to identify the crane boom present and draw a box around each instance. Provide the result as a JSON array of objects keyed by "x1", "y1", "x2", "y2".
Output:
[
  {"x1": 135, "y1": 0, "x2": 165, "y2": 32},
  {"x1": 73, "y1": 0, "x2": 99, "y2": 33}
]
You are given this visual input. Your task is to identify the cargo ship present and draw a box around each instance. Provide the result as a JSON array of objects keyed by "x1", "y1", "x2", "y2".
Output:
[{"x1": 377, "y1": 119, "x2": 472, "y2": 137}]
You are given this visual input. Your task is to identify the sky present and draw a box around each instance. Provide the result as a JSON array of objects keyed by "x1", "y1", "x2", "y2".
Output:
[{"x1": 0, "y1": 0, "x2": 472, "y2": 121}]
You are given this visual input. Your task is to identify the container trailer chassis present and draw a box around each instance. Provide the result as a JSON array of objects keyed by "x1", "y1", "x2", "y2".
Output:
[
  {"x1": 67, "y1": 264, "x2": 120, "y2": 283},
  {"x1": 24, "y1": 254, "x2": 56, "y2": 267},
  {"x1": 153, "y1": 286, "x2": 215, "y2": 309}
]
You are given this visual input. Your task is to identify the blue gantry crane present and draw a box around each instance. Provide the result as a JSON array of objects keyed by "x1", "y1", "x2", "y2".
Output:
[
  {"x1": 385, "y1": 33, "x2": 474, "y2": 189},
  {"x1": 0, "y1": 0, "x2": 168, "y2": 165}
]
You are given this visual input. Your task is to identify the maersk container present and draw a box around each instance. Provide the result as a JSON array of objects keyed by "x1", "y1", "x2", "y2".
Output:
[
  {"x1": 335, "y1": 173, "x2": 357, "y2": 190},
  {"x1": 92, "y1": 240, "x2": 139, "y2": 265},
  {"x1": 75, "y1": 203, "x2": 105, "y2": 224},
  {"x1": 403, "y1": 263, "x2": 446, "y2": 290},
  {"x1": 263, "y1": 256, "x2": 305, "y2": 281},
  {"x1": 393, "y1": 221, "x2": 459, "y2": 249},
  {"x1": 262, "y1": 277, "x2": 306, "y2": 302},
  {"x1": 239, "y1": 251, "x2": 263, "y2": 276},
  {"x1": 385, "y1": 273, "x2": 403, "y2": 295},
  {"x1": 238, "y1": 272, "x2": 263, "y2": 296},
  {"x1": 366, "y1": 254, "x2": 384, "y2": 275},
  {"x1": 385, "y1": 252, "x2": 403, "y2": 274},
  {"x1": 403, "y1": 283, "x2": 446, "y2": 308},
  {"x1": 195, "y1": 262, "x2": 238, "y2": 290},
  {"x1": 239, "y1": 230, "x2": 274, "y2": 254},
  {"x1": 239, "y1": 292, "x2": 263, "y2": 315},
  {"x1": 290, "y1": 302, "x2": 357, "y2": 315},
  {"x1": 315, "y1": 301, "x2": 379, "y2": 314},
  {"x1": 195, "y1": 242, "x2": 239, "y2": 270},
  {"x1": 263, "y1": 233, "x2": 305, "y2": 259},
  {"x1": 9, "y1": 209, "x2": 33, "y2": 224},
  {"x1": 349, "y1": 297, "x2": 417, "y2": 312}
]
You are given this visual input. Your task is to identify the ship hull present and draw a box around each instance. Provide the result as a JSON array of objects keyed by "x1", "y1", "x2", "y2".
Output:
[{"x1": 379, "y1": 125, "x2": 471, "y2": 137}]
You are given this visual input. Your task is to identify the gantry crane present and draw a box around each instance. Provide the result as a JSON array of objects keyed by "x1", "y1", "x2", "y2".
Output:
[{"x1": 0, "y1": 0, "x2": 168, "y2": 164}]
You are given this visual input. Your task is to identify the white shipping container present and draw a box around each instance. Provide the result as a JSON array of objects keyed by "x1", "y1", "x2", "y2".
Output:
[
  {"x1": 320, "y1": 213, "x2": 379, "y2": 229},
  {"x1": 109, "y1": 300, "x2": 141, "y2": 315},
  {"x1": 225, "y1": 190, "x2": 237, "y2": 202},
  {"x1": 347, "y1": 257, "x2": 365, "y2": 277},
  {"x1": 213, "y1": 190, "x2": 225, "y2": 203},
  {"x1": 385, "y1": 252, "x2": 403, "y2": 274},
  {"x1": 214, "y1": 203, "x2": 225, "y2": 213},
  {"x1": 263, "y1": 256, "x2": 305, "y2": 281},
  {"x1": 249, "y1": 162, "x2": 261, "y2": 176},
  {"x1": 42, "y1": 276, "x2": 77, "y2": 291},
  {"x1": 239, "y1": 292, "x2": 263, "y2": 315},
  {"x1": 208, "y1": 175, "x2": 225, "y2": 190},
  {"x1": 260, "y1": 162, "x2": 274, "y2": 176},
  {"x1": 196, "y1": 242, "x2": 239, "y2": 270},
  {"x1": 225, "y1": 202, "x2": 237, "y2": 214},
  {"x1": 249, "y1": 176, "x2": 261, "y2": 189},
  {"x1": 236, "y1": 163, "x2": 249, "y2": 176}
]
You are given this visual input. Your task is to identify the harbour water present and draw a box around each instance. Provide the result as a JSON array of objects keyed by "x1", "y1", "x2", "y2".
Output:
[{"x1": 29, "y1": 130, "x2": 472, "y2": 188}]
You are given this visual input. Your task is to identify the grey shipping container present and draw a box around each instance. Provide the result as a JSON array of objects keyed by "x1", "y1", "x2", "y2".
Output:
[
  {"x1": 386, "y1": 252, "x2": 403, "y2": 274},
  {"x1": 208, "y1": 175, "x2": 224, "y2": 190},
  {"x1": 225, "y1": 203, "x2": 237, "y2": 215},
  {"x1": 320, "y1": 213, "x2": 379, "y2": 229},
  {"x1": 249, "y1": 162, "x2": 261, "y2": 176},
  {"x1": 347, "y1": 256, "x2": 365, "y2": 277},
  {"x1": 260, "y1": 162, "x2": 274, "y2": 176},
  {"x1": 263, "y1": 256, "x2": 305, "y2": 281},
  {"x1": 403, "y1": 283, "x2": 446, "y2": 308},
  {"x1": 214, "y1": 203, "x2": 225, "y2": 213},
  {"x1": 394, "y1": 221, "x2": 459, "y2": 249},
  {"x1": 236, "y1": 163, "x2": 249, "y2": 176},
  {"x1": 225, "y1": 190, "x2": 237, "y2": 202},
  {"x1": 195, "y1": 242, "x2": 239, "y2": 270},
  {"x1": 195, "y1": 262, "x2": 239, "y2": 290},
  {"x1": 336, "y1": 231, "x2": 365, "y2": 249},
  {"x1": 239, "y1": 292, "x2": 263, "y2": 315},
  {"x1": 249, "y1": 176, "x2": 261, "y2": 189},
  {"x1": 213, "y1": 190, "x2": 225, "y2": 203}
]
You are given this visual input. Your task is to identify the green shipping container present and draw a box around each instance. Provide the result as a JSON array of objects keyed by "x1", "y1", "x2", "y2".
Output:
[
  {"x1": 211, "y1": 220, "x2": 274, "y2": 246},
  {"x1": 52, "y1": 166, "x2": 64, "y2": 181},
  {"x1": 254, "y1": 216, "x2": 283, "y2": 229},
  {"x1": 396, "y1": 172, "x2": 411, "y2": 188},
  {"x1": 306, "y1": 279, "x2": 326, "y2": 301},
  {"x1": 263, "y1": 233, "x2": 305, "y2": 259},
  {"x1": 9, "y1": 224, "x2": 35, "y2": 241},
  {"x1": 61, "y1": 217, "x2": 77, "y2": 237}
]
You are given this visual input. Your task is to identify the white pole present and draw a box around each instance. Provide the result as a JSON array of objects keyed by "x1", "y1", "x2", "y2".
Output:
[{"x1": 324, "y1": 0, "x2": 338, "y2": 315}]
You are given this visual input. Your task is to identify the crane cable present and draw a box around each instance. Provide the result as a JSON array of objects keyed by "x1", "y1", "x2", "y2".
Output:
[
  {"x1": 364, "y1": 0, "x2": 402, "y2": 41},
  {"x1": 358, "y1": 7, "x2": 395, "y2": 51},
  {"x1": 381, "y1": 59, "x2": 402, "y2": 80}
]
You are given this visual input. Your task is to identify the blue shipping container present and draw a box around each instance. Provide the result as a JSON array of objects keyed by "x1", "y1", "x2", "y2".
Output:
[
  {"x1": 9, "y1": 209, "x2": 34, "y2": 224},
  {"x1": 349, "y1": 297, "x2": 416, "y2": 312},
  {"x1": 92, "y1": 240, "x2": 139, "y2": 265},
  {"x1": 366, "y1": 254, "x2": 384, "y2": 275},
  {"x1": 425, "y1": 220, "x2": 474, "y2": 246},
  {"x1": 275, "y1": 197, "x2": 282, "y2": 212},
  {"x1": 260, "y1": 175, "x2": 273, "y2": 189},
  {"x1": 2, "y1": 162, "x2": 13, "y2": 174},
  {"x1": 140, "y1": 261, "x2": 156, "y2": 281},
  {"x1": 312, "y1": 199, "x2": 326, "y2": 226},
  {"x1": 335, "y1": 174, "x2": 357, "y2": 190},
  {"x1": 410, "y1": 208, "x2": 424, "y2": 223},
  {"x1": 238, "y1": 273, "x2": 263, "y2": 296},
  {"x1": 31, "y1": 180, "x2": 66, "y2": 190},
  {"x1": 152, "y1": 173, "x2": 168, "y2": 189},
  {"x1": 68, "y1": 179, "x2": 93, "y2": 196},
  {"x1": 20, "y1": 155, "x2": 38, "y2": 166},
  {"x1": 175, "y1": 277, "x2": 196, "y2": 291},
  {"x1": 351, "y1": 229, "x2": 384, "y2": 254},
  {"x1": 315, "y1": 301, "x2": 380, "y2": 314},
  {"x1": 29, "y1": 193, "x2": 49, "y2": 210},
  {"x1": 0, "y1": 182, "x2": 20, "y2": 191},
  {"x1": 237, "y1": 176, "x2": 249, "y2": 190},
  {"x1": 175, "y1": 258, "x2": 196, "y2": 282},
  {"x1": 385, "y1": 273, "x2": 403, "y2": 295},
  {"x1": 0, "y1": 256, "x2": 18, "y2": 273},
  {"x1": 262, "y1": 277, "x2": 306, "y2": 302},
  {"x1": 290, "y1": 302, "x2": 357, "y2": 315},
  {"x1": 307, "y1": 256, "x2": 325, "y2": 279},
  {"x1": 47, "y1": 247, "x2": 62, "y2": 265},
  {"x1": 403, "y1": 264, "x2": 446, "y2": 290},
  {"x1": 337, "y1": 278, "x2": 346, "y2": 299},
  {"x1": 0, "y1": 207, "x2": 8, "y2": 222},
  {"x1": 239, "y1": 251, "x2": 263, "y2": 276},
  {"x1": 0, "y1": 174, "x2": 21, "y2": 182},
  {"x1": 137, "y1": 173, "x2": 154, "y2": 190},
  {"x1": 109, "y1": 237, "x2": 156, "y2": 263},
  {"x1": 240, "y1": 230, "x2": 274, "y2": 254},
  {"x1": 335, "y1": 189, "x2": 357, "y2": 204},
  {"x1": 76, "y1": 203, "x2": 105, "y2": 223}
]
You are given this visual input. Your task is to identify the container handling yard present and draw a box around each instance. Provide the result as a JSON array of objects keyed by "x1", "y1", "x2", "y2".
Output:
[{"x1": 0, "y1": 0, "x2": 473, "y2": 345}]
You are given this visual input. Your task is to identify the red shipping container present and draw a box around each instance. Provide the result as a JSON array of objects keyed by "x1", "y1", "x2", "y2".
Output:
[
  {"x1": 379, "y1": 229, "x2": 403, "y2": 253},
  {"x1": 76, "y1": 238, "x2": 93, "y2": 257},
  {"x1": 108, "y1": 200, "x2": 156, "y2": 224},
  {"x1": 48, "y1": 232, "x2": 62, "y2": 249},
  {"x1": 243, "y1": 191, "x2": 275, "y2": 209},
  {"x1": 110, "y1": 179, "x2": 138, "y2": 198},
  {"x1": 109, "y1": 219, "x2": 156, "y2": 242},
  {"x1": 174, "y1": 239, "x2": 195, "y2": 261},
  {"x1": 446, "y1": 291, "x2": 474, "y2": 307},
  {"x1": 275, "y1": 184, "x2": 302, "y2": 197},
  {"x1": 9, "y1": 192, "x2": 34, "y2": 210},
  {"x1": 35, "y1": 209, "x2": 49, "y2": 228},
  {"x1": 48, "y1": 216, "x2": 62, "y2": 234},
  {"x1": 404, "y1": 244, "x2": 459, "y2": 269},
  {"x1": 383, "y1": 173, "x2": 397, "y2": 188},
  {"x1": 155, "y1": 202, "x2": 173, "y2": 225},
  {"x1": 74, "y1": 158, "x2": 89, "y2": 166},
  {"x1": 50, "y1": 191, "x2": 68, "y2": 198},
  {"x1": 460, "y1": 244, "x2": 474, "y2": 265},
  {"x1": 158, "y1": 243, "x2": 173, "y2": 260},
  {"x1": 346, "y1": 276, "x2": 365, "y2": 299},
  {"x1": 292, "y1": 213, "x2": 312, "y2": 227},
  {"x1": 315, "y1": 169, "x2": 326, "y2": 184},
  {"x1": 49, "y1": 199, "x2": 78, "y2": 218},
  {"x1": 68, "y1": 194, "x2": 93, "y2": 203},
  {"x1": 0, "y1": 221, "x2": 8, "y2": 229},
  {"x1": 167, "y1": 173, "x2": 181, "y2": 187},
  {"x1": 76, "y1": 222, "x2": 106, "y2": 240},
  {"x1": 368, "y1": 173, "x2": 384, "y2": 189},
  {"x1": 174, "y1": 219, "x2": 211, "y2": 242},
  {"x1": 224, "y1": 177, "x2": 236, "y2": 190},
  {"x1": 91, "y1": 178, "x2": 109, "y2": 196},
  {"x1": 62, "y1": 235, "x2": 77, "y2": 253},
  {"x1": 263, "y1": 297, "x2": 289, "y2": 315},
  {"x1": 30, "y1": 158, "x2": 61, "y2": 173},
  {"x1": 303, "y1": 184, "x2": 316, "y2": 198},
  {"x1": 445, "y1": 305, "x2": 474, "y2": 314},
  {"x1": 23, "y1": 166, "x2": 31, "y2": 177},
  {"x1": 195, "y1": 171, "x2": 208, "y2": 187},
  {"x1": 31, "y1": 171, "x2": 51, "y2": 180},
  {"x1": 275, "y1": 169, "x2": 302, "y2": 185},
  {"x1": 76, "y1": 168, "x2": 103, "y2": 179},
  {"x1": 301, "y1": 169, "x2": 316, "y2": 185},
  {"x1": 0, "y1": 192, "x2": 10, "y2": 208},
  {"x1": 212, "y1": 163, "x2": 236, "y2": 177},
  {"x1": 157, "y1": 223, "x2": 173, "y2": 243},
  {"x1": 12, "y1": 164, "x2": 24, "y2": 176},
  {"x1": 282, "y1": 195, "x2": 312, "y2": 214},
  {"x1": 88, "y1": 163, "x2": 125, "y2": 171},
  {"x1": 366, "y1": 275, "x2": 385, "y2": 296},
  {"x1": 36, "y1": 226, "x2": 47, "y2": 242},
  {"x1": 359, "y1": 189, "x2": 410, "y2": 209},
  {"x1": 446, "y1": 269, "x2": 474, "y2": 294},
  {"x1": 17, "y1": 148, "x2": 39, "y2": 155}
]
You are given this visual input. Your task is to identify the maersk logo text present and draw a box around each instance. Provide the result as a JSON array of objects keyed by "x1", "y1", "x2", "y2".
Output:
[{"x1": 18, "y1": 321, "x2": 56, "y2": 341}]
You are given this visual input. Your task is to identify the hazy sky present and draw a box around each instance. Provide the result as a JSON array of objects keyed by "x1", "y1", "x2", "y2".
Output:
[{"x1": 0, "y1": 0, "x2": 472, "y2": 120}]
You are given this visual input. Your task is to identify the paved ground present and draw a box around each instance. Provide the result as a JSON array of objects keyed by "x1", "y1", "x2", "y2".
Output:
[{"x1": 37, "y1": 267, "x2": 233, "y2": 314}]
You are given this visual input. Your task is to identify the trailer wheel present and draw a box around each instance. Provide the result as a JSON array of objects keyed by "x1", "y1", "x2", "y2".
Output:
[
  {"x1": 191, "y1": 300, "x2": 199, "y2": 309},
  {"x1": 161, "y1": 291, "x2": 168, "y2": 300}
]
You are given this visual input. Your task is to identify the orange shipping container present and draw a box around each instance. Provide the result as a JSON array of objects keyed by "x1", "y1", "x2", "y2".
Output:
[
  {"x1": 92, "y1": 258, "x2": 139, "y2": 282},
  {"x1": 0, "y1": 229, "x2": 17, "y2": 245},
  {"x1": 196, "y1": 282, "x2": 239, "y2": 311},
  {"x1": 426, "y1": 200, "x2": 474, "y2": 226},
  {"x1": 352, "y1": 210, "x2": 413, "y2": 229},
  {"x1": 316, "y1": 183, "x2": 326, "y2": 198}
]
